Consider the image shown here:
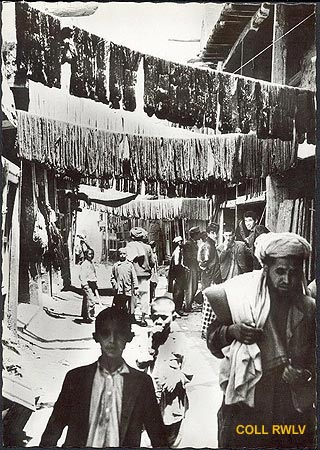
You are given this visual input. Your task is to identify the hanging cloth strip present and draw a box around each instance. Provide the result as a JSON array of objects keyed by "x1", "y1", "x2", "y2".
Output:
[{"x1": 15, "y1": 2, "x2": 61, "y2": 88}]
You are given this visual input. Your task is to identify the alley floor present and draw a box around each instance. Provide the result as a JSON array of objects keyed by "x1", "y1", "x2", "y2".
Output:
[{"x1": 5, "y1": 275, "x2": 223, "y2": 448}]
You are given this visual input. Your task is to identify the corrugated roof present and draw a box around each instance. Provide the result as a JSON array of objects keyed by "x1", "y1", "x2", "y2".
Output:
[
  {"x1": 200, "y1": 3, "x2": 265, "y2": 67},
  {"x1": 200, "y1": 2, "x2": 315, "y2": 68}
]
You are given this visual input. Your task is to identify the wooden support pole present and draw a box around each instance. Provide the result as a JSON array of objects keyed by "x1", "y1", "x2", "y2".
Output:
[{"x1": 266, "y1": 4, "x2": 289, "y2": 231}]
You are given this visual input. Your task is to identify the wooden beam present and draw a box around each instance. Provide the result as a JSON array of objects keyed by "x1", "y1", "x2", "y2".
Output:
[{"x1": 223, "y1": 3, "x2": 271, "y2": 69}]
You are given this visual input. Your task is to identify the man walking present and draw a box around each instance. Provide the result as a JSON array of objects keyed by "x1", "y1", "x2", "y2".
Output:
[
  {"x1": 183, "y1": 227, "x2": 201, "y2": 312},
  {"x1": 168, "y1": 236, "x2": 187, "y2": 316},
  {"x1": 126, "y1": 227, "x2": 155, "y2": 326},
  {"x1": 205, "y1": 232, "x2": 316, "y2": 448}
]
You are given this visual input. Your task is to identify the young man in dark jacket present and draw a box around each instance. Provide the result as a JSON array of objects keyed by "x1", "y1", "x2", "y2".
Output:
[{"x1": 40, "y1": 308, "x2": 167, "y2": 448}]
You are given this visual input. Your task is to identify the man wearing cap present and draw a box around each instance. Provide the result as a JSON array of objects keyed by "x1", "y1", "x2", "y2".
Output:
[
  {"x1": 205, "y1": 232, "x2": 316, "y2": 448},
  {"x1": 183, "y1": 226, "x2": 201, "y2": 312},
  {"x1": 168, "y1": 236, "x2": 187, "y2": 316},
  {"x1": 126, "y1": 227, "x2": 155, "y2": 326}
]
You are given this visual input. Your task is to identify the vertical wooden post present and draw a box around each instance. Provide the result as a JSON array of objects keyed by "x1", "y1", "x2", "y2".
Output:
[
  {"x1": 2, "y1": 159, "x2": 21, "y2": 339},
  {"x1": 219, "y1": 208, "x2": 224, "y2": 246},
  {"x1": 30, "y1": 163, "x2": 42, "y2": 304},
  {"x1": 43, "y1": 168, "x2": 53, "y2": 296},
  {"x1": 8, "y1": 178, "x2": 21, "y2": 339},
  {"x1": 266, "y1": 4, "x2": 289, "y2": 231}
]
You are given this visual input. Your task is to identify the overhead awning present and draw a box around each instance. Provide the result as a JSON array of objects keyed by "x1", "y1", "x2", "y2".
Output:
[{"x1": 78, "y1": 184, "x2": 137, "y2": 207}]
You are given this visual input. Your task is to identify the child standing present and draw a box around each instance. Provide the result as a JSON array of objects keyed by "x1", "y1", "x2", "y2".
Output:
[
  {"x1": 40, "y1": 308, "x2": 167, "y2": 447},
  {"x1": 137, "y1": 297, "x2": 193, "y2": 447},
  {"x1": 111, "y1": 248, "x2": 139, "y2": 315},
  {"x1": 79, "y1": 248, "x2": 99, "y2": 323}
]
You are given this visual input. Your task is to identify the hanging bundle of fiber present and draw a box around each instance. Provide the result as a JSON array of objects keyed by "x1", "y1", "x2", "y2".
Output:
[
  {"x1": 207, "y1": 134, "x2": 239, "y2": 181},
  {"x1": 237, "y1": 77, "x2": 257, "y2": 134},
  {"x1": 70, "y1": 27, "x2": 109, "y2": 104},
  {"x1": 204, "y1": 70, "x2": 220, "y2": 129},
  {"x1": 109, "y1": 42, "x2": 142, "y2": 111},
  {"x1": 127, "y1": 135, "x2": 143, "y2": 181},
  {"x1": 15, "y1": 3, "x2": 61, "y2": 88},
  {"x1": 143, "y1": 57, "x2": 220, "y2": 130},
  {"x1": 218, "y1": 73, "x2": 236, "y2": 133},
  {"x1": 295, "y1": 90, "x2": 316, "y2": 145},
  {"x1": 16, "y1": 111, "x2": 300, "y2": 185},
  {"x1": 143, "y1": 54, "x2": 159, "y2": 117}
]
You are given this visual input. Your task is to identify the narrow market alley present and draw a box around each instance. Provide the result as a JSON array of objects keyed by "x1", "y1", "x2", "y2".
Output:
[
  {"x1": 2, "y1": 2, "x2": 316, "y2": 449},
  {"x1": 8, "y1": 274, "x2": 222, "y2": 448}
]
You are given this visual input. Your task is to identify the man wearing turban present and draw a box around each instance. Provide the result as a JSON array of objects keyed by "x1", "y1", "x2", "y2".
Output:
[{"x1": 204, "y1": 232, "x2": 316, "y2": 448}]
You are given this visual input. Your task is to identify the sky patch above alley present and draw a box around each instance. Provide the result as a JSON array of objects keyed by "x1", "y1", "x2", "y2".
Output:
[{"x1": 3, "y1": 2, "x2": 223, "y2": 64}]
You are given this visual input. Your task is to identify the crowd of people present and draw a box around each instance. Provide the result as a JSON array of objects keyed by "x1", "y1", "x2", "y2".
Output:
[
  {"x1": 168, "y1": 211, "x2": 268, "y2": 340},
  {"x1": 39, "y1": 213, "x2": 316, "y2": 448}
]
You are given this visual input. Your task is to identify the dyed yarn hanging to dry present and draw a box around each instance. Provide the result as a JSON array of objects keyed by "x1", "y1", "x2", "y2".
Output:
[
  {"x1": 15, "y1": 3, "x2": 61, "y2": 88},
  {"x1": 218, "y1": 73, "x2": 236, "y2": 133},
  {"x1": 237, "y1": 77, "x2": 257, "y2": 134},
  {"x1": 17, "y1": 111, "x2": 299, "y2": 186},
  {"x1": 295, "y1": 90, "x2": 316, "y2": 145},
  {"x1": 70, "y1": 28, "x2": 109, "y2": 104},
  {"x1": 109, "y1": 42, "x2": 142, "y2": 111},
  {"x1": 143, "y1": 57, "x2": 220, "y2": 129}
]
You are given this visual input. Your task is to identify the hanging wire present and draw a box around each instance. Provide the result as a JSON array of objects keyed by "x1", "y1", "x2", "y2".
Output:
[{"x1": 232, "y1": 11, "x2": 315, "y2": 75}]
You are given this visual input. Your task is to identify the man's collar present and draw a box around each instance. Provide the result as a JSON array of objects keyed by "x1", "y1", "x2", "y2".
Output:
[{"x1": 98, "y1": 358, "x2": 130, "y2": 376}]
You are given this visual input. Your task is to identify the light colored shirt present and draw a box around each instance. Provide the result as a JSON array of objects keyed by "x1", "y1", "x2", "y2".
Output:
[
  {"x1": 151, "y1": 324, "x2": 193, "y2": 425},
  {"x1": 79, "y1": 259, "x2": 97, "y2": 286},
  {"x1": 111, "y1": 260, "x2": 138, "y2": 295},
  {"x1": 172, "y1": 246, "x2": 183, "y2": 266},
  {"x1": 86, "y1": 360, "x2": 130, "y2": 447}
]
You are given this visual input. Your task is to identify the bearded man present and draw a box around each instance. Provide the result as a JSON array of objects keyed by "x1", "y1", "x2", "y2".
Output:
[{"x1": 205, "y1": 232, "x2": 316, "y2": 448}]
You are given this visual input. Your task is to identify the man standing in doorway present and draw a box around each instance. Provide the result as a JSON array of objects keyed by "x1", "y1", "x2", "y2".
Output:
[
  {"x1": 198, "y1": 223, "x2": 222, "y2": 339},
  {"x1": 217, "y1": 225, "x2": 252, "y2": 282},
  {"x1": 236, "y1": 210, "x2": 269, "y2": 269},
  {"x1": 183, "y1": 227, "x2": 201, "y2": 312}
]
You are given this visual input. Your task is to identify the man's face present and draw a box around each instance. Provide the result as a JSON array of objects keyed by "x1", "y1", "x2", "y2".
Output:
[
  {"x1": 151, "y1": 309, "x2": 173, "y2": 333},
  {"x1": 267, "y1": 257, "x2": 303, "y2": 294},
  {"x1": 244, "y1": 217, "x2": 256, "y2": 231},
  {"x1": 94, "y1": 319, "x2": 129, "y2": 359},
  {"x1": 119, "y1": 250, "x2": 127, "y2": 261},
  {"x1": 223, "y1": 231, "x2": 235, "y2": 245},
  {"x1": 87, "y1": 251, "x2": 94, "y2": 261}
]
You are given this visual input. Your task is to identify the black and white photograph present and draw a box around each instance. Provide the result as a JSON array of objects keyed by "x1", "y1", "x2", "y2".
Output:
[{"x1": 1, "y1": 2, "x2": 317, "y2": 448}]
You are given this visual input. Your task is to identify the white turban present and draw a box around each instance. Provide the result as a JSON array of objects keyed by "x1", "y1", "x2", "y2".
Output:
[
  {"x1": 255, "y1": 232, "x2": 311, "y2": 265},
  {"x1": 130, "y1": 227, "x2": 147, "y2": 240}
]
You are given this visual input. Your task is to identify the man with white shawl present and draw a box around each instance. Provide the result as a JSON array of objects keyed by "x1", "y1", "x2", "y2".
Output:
[{"x1": 205, "y1": 232, "x2": 316, "y2": 448}]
